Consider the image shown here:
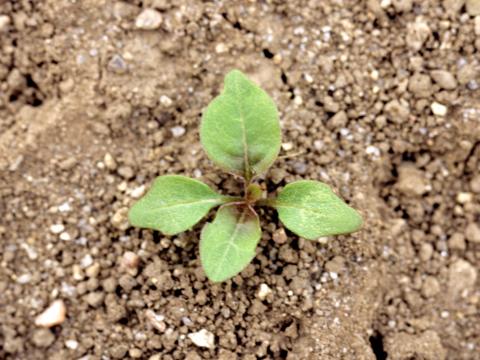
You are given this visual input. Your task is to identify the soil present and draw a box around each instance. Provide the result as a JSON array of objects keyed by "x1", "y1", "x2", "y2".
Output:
[{"x1": 0, "y1": 1, "x2": 479, "y2": 359}]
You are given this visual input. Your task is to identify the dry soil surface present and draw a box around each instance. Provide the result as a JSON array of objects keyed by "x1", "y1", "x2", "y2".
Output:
[{"x1": 0, "y1": 1, "x2": 479, "y2": 359}]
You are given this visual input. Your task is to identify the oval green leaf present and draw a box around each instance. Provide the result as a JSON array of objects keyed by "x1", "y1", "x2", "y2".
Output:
[
  {"x1": 200, "y1": 204, "x2": 261, "y2": 282},
  {"x1": 200, "y1": 70, "x2": 281, "y2": 180},
  {"x1": 275, "y1": 180, "x2": 363, "y2": 240},
  {"x1": 128, "y1": 175, "x2": 228, "y2": 235}
]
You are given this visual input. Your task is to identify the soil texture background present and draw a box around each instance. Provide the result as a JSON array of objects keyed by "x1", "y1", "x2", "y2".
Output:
[{"x1": 1, "y1": 0, "x2": 479, "y2": 359}]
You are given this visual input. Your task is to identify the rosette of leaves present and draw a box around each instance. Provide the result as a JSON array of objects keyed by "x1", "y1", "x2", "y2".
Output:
[{"x1": 129, "y1": 70, "x2": 362, "y2": 282}]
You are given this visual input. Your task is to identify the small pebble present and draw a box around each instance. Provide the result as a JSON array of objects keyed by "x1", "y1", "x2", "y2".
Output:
[
  {"x1": 430, "y1": 70, "x2": 457, "y2": 90},
  {"x1": 145, "y1": 310, "x2": 166, "y2": 332},
  {"x1": 135, "y1": 8, "x2": 162, "y2": 29},
  {"x1": 406, "y1": 19, "x2": 430, "y2": 51},
  {"x1": 35, "y1": 300, "x2": 66, "y2": 328},
  {"x1": 65, "y1": 339, "x2": 79, "y2": 350},
  {"x1": 475, "y1": 16, "x2": 480, "y2": 35},
  {"x1": 104, "y1": 153, "x2": 117, "y2": 171},
  {"x1": 84, "y1": 292, "x2": 105, "y2": 307},
  {"x1": 58, "y1": 202, "x2": 71, "y2": 213},
  {"x1": 466, "y1": 0, "x2": 480, "y2": 16},
  {"x1": 130, "y1": 185, "x2": 145, "y2": 199},
  {"x1": 50, "y1": 224, "x2": 65, "y2": 234},
  {"x1": 32, "y1": 329, "x2": 55, "y2": 348},
  {"x1": 419, "y1": 243, "x2": 433, "y2": 261},
  {"x1": 431, "y1": 102, "x2": 448, "y2": 116},
  {"x1": 456, "y1": 192, "x2": 473, "y2": 204},
  {"x1": 396, "y1": 165, "x2": 430, "y2": 196},
  {"x1": 257, "y1": 283, "x2": 273, "y2": 300},
  {"x1": 465, "y1": 222, "x2": 480, "y2": 243},
  {"x1": 58, "y1": 157, "x2": 77, "y2": 170},
  {"x1": 129, "y1": 348, "x2": 143, "y2": 358},
  {"x1": 272, "y1": 228, "x2": 288, "y2": 244},
  {"x1": 0, "y1": 15, "x2": 11, "y2": 32},
  {"x1": 111, "y1": 207, "x2": 129, "y2": 230},
  {"x1": 421, "y1": 276, "x2": 440, "y2": 298},
  {"x1": 86, "y1": 263, "x2": 100, "y2": 278},
  {"x1": 17, "y1": 273, "x2": 32, "y2": 284},
  {"x1": 292, "y1": 161, "x2": 307, "y2": 175},
  {"x1": 448, "y1": 232, "x2": 466, "y2": 250},
  {"x1": 108, "y1": 54, "x2": 127, "y2": 74},
  {"x1": 80, "y1": 254, "x2": 93, "y2": 268},
  {"x1": 59, "y1": 232, "x2": 71, "y2": 241},
  {"x1": 188, "y1": 329, "x2": 215, "y2": 349},
  {"x1": 122, "y1": 251, "x2": 140, "y2": 269},
  {"x1": 118, "y1": 166, "x2": 134, "y2": 179},
  {"x1": 470, "y1": 175, "x2": 480, "y2": 193},
  {"x1": 160, "y1": 95, "x2": 173, "y2": 107},
  {"x1": 448, "y1": 259, "x2": 477, "y2": 298},
  {"x1": 170, "y1": 126, "x2": 186, "y2": 137}
]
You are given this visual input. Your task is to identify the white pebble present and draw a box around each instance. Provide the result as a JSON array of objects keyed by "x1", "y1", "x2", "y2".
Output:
[
  {"x1": 50, "y1": 224, "x2": 65, "y2": 234},
  {"x1": 188, "y1": 329, "x2": 215, "y2": 349},
  {"x1": 59, "y1": 232, "x2": 72, "y2": 241},
  {"x1": 65, "y1": 339, "x2": 79, "y2": 350},
  {"x1": 366, "y1": 145, "x2": 380, "y2": 157},
  {"x1": 0, "y1": 15, "x2": 10, "y2": 32},
  {"x1": 329, "y1": 272, "x2": 338, "y2": 280},
  {"x1": 17, "y1": 273, "x2": 32, "y2": 284},
  {"x1": 431, "y1": 102, "x2": 448, "y2": 116},
  {"x1": 215, "y1": 43, "x2": 227, "y2": 53},
  {"x1": 160, "y1": 95, "x2": 173, "y2": 107},
  {"x1": 122, "y1": 251, "x2": 140, "y2": 269},
  {"x1": 34, "y1": 300, "x2": 66, "y2": 328},
  {"x1": 281, "y1": 142, "x2": 293, "y2": 151},
  {"x1": 135, "y1": 8, "x2": 162, "y2": 30},
  {"x1": 456, "y1": 192, "x2": 473, "y2": 204},
  {"x1": 21, "y1": 243, "x2": 38, "y2": 260},
  {"x1": 257, "y1": 283, "x2": 273, "y2": 300},
  {"x1": 80, "y1": 254, "x2": 93, "y2": 268},
  {"x1": 58, "y1": 202, "x2": 71, "y2": 213},
  {"x1": 145, "y1": 310, "x2": 166, "y2": 332},
  {"x1": 314, "y1": 140, "x2": 324, "y2": 150},
  {"x1": 130, "y1": 185, "x2": 145, "y2": 199},
  {"x1": 170, "y1": 126, "x2": 186, "y2": 137},
  {"x1": 317, "y1": 237, "x2": 329, "y2": 244}
]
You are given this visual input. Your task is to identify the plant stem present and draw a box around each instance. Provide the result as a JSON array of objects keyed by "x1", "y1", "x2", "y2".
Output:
[
  {"x1": 222, "y1": 196, "x2": 244, "y2": 204},
  {"x1": 256, "y1": 198, "x2": 277, "y2": 208}
]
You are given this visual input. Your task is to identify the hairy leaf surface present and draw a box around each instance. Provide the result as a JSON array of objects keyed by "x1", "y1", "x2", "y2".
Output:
[
  {"x1": 275, "y1": 180, "x2": 362, "y2": 240},
  {"x1": 128, "y1": 175, "x2": 227, "y2": 235},
  {"x1": 200, "y1": 70, "x2": 281, "y2": 180},
  {"x1": 200, "y1": 205, "x2": 261, "y2": 282}
]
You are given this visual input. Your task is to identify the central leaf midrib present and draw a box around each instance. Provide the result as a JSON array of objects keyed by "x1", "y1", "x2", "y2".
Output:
[
  {"x1": 232, "y1": 76, "x2": 250, "y2": 178},
  {"x1": 212, "y1": 207, "x2": 248, "y2": 280},
  {"x1": 275, "y1": 202, "x2": 332, "y2": 217},
  {"x1": 149, "y1": 198, "x2": 221, "y2": 212}
]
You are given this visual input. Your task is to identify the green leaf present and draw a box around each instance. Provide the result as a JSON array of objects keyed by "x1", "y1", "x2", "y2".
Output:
[
  {"x1": 128, "y1": 175, "x2": 228, "y2": 235},
  {"x1": 200, "y1": 204, "x2": 261, "y2": 282},
  {"x1": 200, "y1": 69, "x2": 281, "y2": 181},
  {"x1": 274, "y1": 180, "x2": 362, "y2": 240}
]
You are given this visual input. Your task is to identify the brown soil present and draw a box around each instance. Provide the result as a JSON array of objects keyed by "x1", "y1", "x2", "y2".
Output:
[{"x1": 1, "y1": 1, "x2": 479, "y2": 359}]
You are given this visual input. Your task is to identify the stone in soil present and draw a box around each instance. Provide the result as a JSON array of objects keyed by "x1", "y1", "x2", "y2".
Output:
[
  {"x1": 448, "y1": 259, "x2": 478, "y2": 298},
  {"x1": 34, "y1": 300, "x2": 66, "y2": 328},
  {"x1": 188, "y1": 329, "x2": 215, "y2": 349},
  {"x1": 135, "y1": 8, "x2": 162, "y2": 29},
  {"x1": 465, "y1": 222, "x2": 480, "y2": 243},
  {"x1": 32, "y1": 329, "x2": 55, "y2": 348},
  {"x1": 396, "y1": 164, "x2": 430, "y2": 196}
]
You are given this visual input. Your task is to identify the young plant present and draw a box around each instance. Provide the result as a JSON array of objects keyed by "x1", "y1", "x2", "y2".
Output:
[{"x1": 128, "y1": 70, "x2": 362, "y2": 282}]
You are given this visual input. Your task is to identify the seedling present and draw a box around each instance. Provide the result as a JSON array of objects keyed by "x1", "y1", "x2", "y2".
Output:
[{"x1": 128, "y1": 70, "x2": 362, "y2": 282}]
